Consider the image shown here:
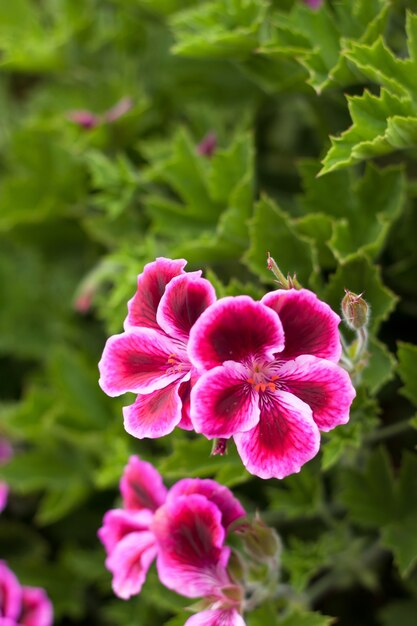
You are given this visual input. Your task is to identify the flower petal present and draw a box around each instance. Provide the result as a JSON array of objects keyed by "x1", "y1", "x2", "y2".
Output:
[
  {"x1": 190, "y1": 364, "x2": 260, "y2": 439},
  {"x1": 120, "y1": 455, "x2": 167, "y2": 512},
  {"x1": 123, "y1": 382, "x2": 183, "y2": 439},
  {"x1": 20, "y1": 587, "x2": 53, "y2": 626},
  {"x1": 125, "y1": 257, "x2": 187, "y2": 330},
  {"x1": 98, "y1": 509, "x2": 154, "y2": 554},
  {"x1": 157, "y1": 272, "x2": 216, "y2": 342},
  {"x1": 0, "y1": 561, "x2": 22, "y2": 621},
  {"x1": 278, "y1": 355, "x2": 356, "y2": 431},
  {"x1": 153, "y1": 494, "x2": 230, "y2": 598},
  {"x1": 188, "y1": 297, "x2": 285, "y2": 371},
  {"x1": 178, "y1": 379, "x2": 194, "y2": 430},
  {"x1": 105, "y1": 531, "x2": 157, "y2": 599},
  {"x1": 99, "y1": 328, "x2": 187, "y2": 397},
  {"x1": 234, "y1": 390, "x2": 320, "y2": 479},
  {"x1": 167, "y1": 479, "x2": 245, "y2": 530},
  {"x1": 262, "y1": 289, "x2": 341, "y2": 362},
  {"x1": 185, "y1": 609, "x2": 246, "y2": 626}
]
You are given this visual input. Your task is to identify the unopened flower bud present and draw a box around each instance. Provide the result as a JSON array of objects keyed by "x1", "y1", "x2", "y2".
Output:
[
  {"x1": 237, "y1": 515, "x2": 281, "y2": 562},
  {"x1": 342, "y1": 290, "x2": 369, "y2": 330}
]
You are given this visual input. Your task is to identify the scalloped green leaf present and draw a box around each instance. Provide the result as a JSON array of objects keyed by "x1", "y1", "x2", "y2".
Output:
[{"x1": 244, "y1": 195, "x2": 316, "y2": 284}]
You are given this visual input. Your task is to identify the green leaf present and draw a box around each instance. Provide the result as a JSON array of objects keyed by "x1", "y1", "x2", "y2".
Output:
[
  {"x1": 321, "y1": 394, "x2": 380, "y2": 470},
  {"x1": 341, "y1": 449, "x2": 417, "y2": 575},
  {"x1": 320, "y1": 14, "x2": 417, "y2": 173},
  {"x1": 320, "y1": 90, "x2": 415, "y2": 175},
  {"x1": 170, "y1": 0, "x2": 267, "y2": 59},
  {"x1": 322, "y1": 254, "x2": 398, "y2": 332},
  {"x1": 397, "y1": 342, "x2": 417, "y2": 407},
  {"x1": 276, "y1": 609, "x2": 334, "y2": 626},
  {"x1": 266, "y1": 462, "x2": 323, "y2": 519},
  {"x1": 340, "y1": 447, "x2": 396, "y2": 527},
  {"x1": 361, "y1": 337, "x2": 396, "y2": 395},
  {"x1": 299, "y1": 161, "x2": 405, "y2": 261},
  {"x1": 244, "y1": 195, "x2": 316, "y2": 284},
  {"x1": 158, "y1": 436, "x2": 251, "y2": 487}
]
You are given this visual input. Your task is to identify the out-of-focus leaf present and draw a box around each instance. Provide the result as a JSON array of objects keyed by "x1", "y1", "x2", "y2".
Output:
[{"x1": 397, "y1": 342, "x2": 417, "y2": 407}]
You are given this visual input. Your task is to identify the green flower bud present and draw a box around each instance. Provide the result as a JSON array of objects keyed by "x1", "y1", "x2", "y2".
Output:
[
  {"x1": 342, "y1": 290, "x2": 369, "y2": 330},
  {"x1": 238, "y1": 515, "x2": 282, "y2": 562}
]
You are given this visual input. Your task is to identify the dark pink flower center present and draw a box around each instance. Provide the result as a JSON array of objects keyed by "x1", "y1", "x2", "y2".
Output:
[{"x1": 166, "y1": 352, "x2": 188, "y2": 376}]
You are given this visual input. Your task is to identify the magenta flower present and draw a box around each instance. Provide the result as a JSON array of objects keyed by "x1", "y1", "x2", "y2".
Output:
[
  {"x1": 98, "y1": 456, "x2": 246, "y2": 603},
  {"x1": 0, "y1": 561, "x2": 53, "y2": 626},
  {"x1": 188, "y1": 290, "x2": 356, "y2": 479},
  {"x1": 197, "y1": 132, "x2": 217, "y2": 158},
  {"x1": 99, "y1": 258, "x2": 216, "y2": 439},
  {"x1": 153, "y1": 494, "x2": 245, "y2": 626},
  {"x1": 67, "y1": 97, "x2": 133, "y2": 130},
  {"x1": 0, "y1": 439, "x2": 13, "y2": 514}
]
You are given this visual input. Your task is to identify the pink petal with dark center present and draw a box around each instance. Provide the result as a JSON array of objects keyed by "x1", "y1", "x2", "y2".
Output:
[
  {"x1": 120, "y1": 455, "x2": 167, "y2": 512},
  {"x1": 278, "y1": 355, "x2": 356, "y2": 431},
  {"x1": 167, "y1": 478, "x2": 245, "y2": 530},
  {"x1": 185, "y1": 609, "x2": 246, "y2": 626},
  {"x1": 234, "y1": 390, "x2": 320, "y2": 479},
  {"x1": 123, "y1": 382, "x2": 183, "y2": 439},
  {"x1": 20, "y1": 587, "x2": 53, "y2": 626},
  {"x1": 189, "y1": 297, "x2": 285, "y2": 372},
  {"x1": 0, "y1": 561, "x2": 22, "y2": 621},
  {"x1": 157, "y1": 272, "x2": 216, "y2": 342},
  {"x1": 125, "y1": 257, "x2": 186, "y2": 330},
  {"x1": 153, "y1": 495, "x2": 230, "y2": 598},
  {"x1": 99, "y1": 328, "x2": 188, "y2": 397},
  {"x1": 105, "y1": 531, "x2": 157, "y2": 599},
  {"x1": 98, "y1": 509, "x2": 154, "y2": 554},
  {"x1": 190, "y1": 364, "x2": 260, "y2": 439},
  {"x1": 262, "y1": 289, "x2": 341, "y2": 362}
]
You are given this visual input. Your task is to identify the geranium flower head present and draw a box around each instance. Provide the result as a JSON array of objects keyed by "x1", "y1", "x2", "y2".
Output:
[
  {"x1": 98, "y1": 455, "x2": 247, "y2": 616},
  {"x1": 189, "y1": 290, "x2": 355, "y2": 479},
  {"x1": 98, "y1": 258, "x2": 216, "y2": 439}
]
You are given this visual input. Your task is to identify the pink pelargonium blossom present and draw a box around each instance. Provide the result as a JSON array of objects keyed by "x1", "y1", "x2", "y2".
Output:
[
  {"x1": 98, "y1": 455, "x2": 245, "y2": 601},
  {"x1": 153, "y1": 494, "x2": 246, "y2": 626},
  {"x1": 188, "y1": 291, "x2": 356, "y2": 479},
  {"x1": 0, "y1": 561, "x2": 53, "y2": 626},
  {"x1": 99, "y1": 257, "x2": 216, "y2": 439}
]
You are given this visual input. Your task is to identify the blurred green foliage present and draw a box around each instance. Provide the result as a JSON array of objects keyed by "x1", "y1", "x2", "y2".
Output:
[{"x1": 1, "y1": 1, "x2": 417, "y2": 625}]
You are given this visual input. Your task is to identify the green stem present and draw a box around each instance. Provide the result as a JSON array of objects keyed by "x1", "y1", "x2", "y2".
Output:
[{"x1": 365, "y1": 419, "x2": 412, "y2": 443}]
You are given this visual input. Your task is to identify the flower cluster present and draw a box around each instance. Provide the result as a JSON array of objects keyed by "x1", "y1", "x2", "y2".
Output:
[
  {"x1": 0, "y1": 561, "x2": 53, "y2": 626},
  {"x1": 99, "y1": 455, "x2": 248, "y2": 626},
  {"x1": 99, "y1": 258, "x2": 356, "y2": 479}
]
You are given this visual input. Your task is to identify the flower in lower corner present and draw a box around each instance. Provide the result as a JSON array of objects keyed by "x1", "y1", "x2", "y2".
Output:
[
  {"x1": 98, "y1": 257, "x2": 216, "y2": 439},
  {"x1": 152, "y1": 494, "x2": 246, "y2": 626},
  {"x1": 98, "y1": 455, "x2": 246, "y2": 601},
  {"x1": 0, "y1": 561, "x2": 53, "y2": 626},
  {"x1": 188, "y1": 290, "x2": 356, "y2": 479}
]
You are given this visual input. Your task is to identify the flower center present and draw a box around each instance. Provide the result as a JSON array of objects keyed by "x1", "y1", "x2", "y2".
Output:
[
  {"x1": 166, "y1": 353, "x2": 184, "y2": 375},
  {"x1": 246, "y1": 360, "x2": 279, "y2": 393}
]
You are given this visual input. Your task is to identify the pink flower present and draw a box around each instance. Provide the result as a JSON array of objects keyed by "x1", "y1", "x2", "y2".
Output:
[
  {"x1": 99, "y1": 258, "x2": 216, "y2": 439},
  {"x1": 68, "y1": 97, "x2": 133, "y2": 130},
  {"x1": 153, "y1": 495, "x2": 245, "y2": 626},
  {"x1": 0, "y1": 439, "x2": 13, "y2": 514},
  {"x1": 98, "y1": 456, "x2": 246, "y2": 604},
  {"x1": 188, "y1": 290, "x2": 356, "y2": 479},
  {"x1": 197, "y1": 132, "x2": 217, "y2": 158},
  {"x1": 0, "y1": 561, "x2": 53, "y2": 626}
]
